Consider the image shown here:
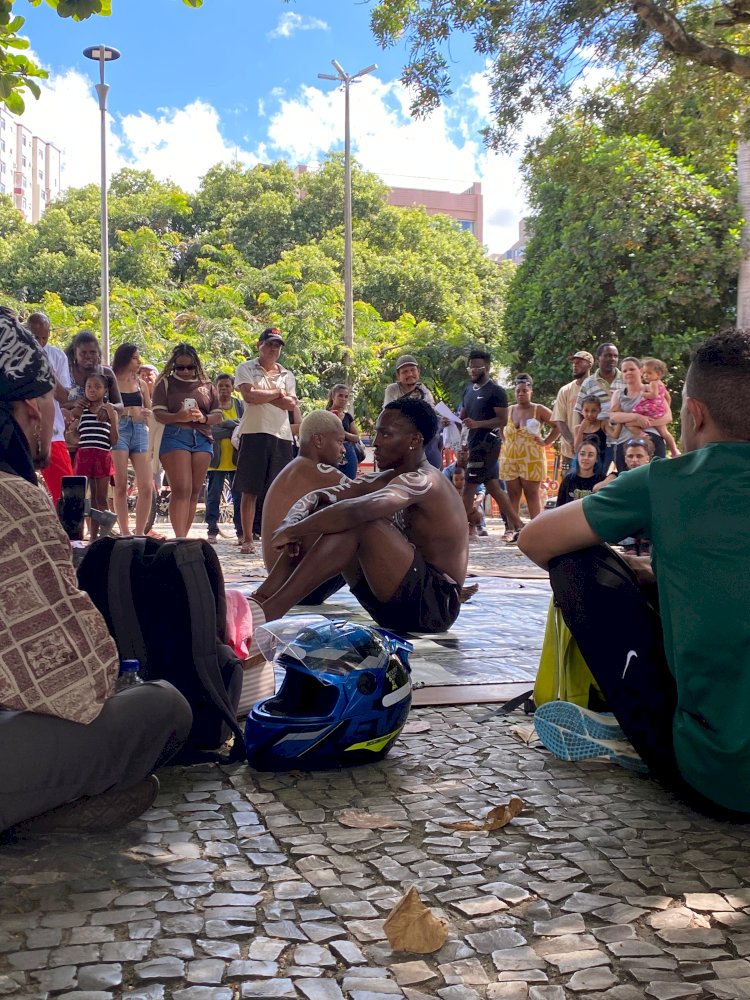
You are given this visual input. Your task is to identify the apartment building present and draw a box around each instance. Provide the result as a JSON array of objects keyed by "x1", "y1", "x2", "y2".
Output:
[
  {"x1": 0, "y1": 106, "x2": 60, "y2": 223},
  {"x1": 386, "y1": 181, "x2": 484, "y2": 243}
]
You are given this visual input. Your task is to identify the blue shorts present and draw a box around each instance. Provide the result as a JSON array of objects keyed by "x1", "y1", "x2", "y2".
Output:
[
  {"x1": 160, "y1": 425, "x2": 213, "y2": 456},
  {"x1": 112, "y1": 416, "x2": 149, "y2": 454}
]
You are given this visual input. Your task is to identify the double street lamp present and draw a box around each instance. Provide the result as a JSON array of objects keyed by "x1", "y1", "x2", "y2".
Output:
[
  {"x1": 83, "y1": 44, "x2": 121, "y2": 365},
  {"x1": 318, "y1": 60, "x2": 376, "y2": 356}
]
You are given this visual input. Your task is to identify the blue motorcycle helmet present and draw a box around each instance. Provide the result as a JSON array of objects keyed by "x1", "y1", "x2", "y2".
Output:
[{"x1": 244, "y1": 615, "x2": 413, "y2": 771}]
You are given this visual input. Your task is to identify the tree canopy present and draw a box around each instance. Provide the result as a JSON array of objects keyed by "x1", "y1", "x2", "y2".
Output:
[
  {"x1": 0, "y1": 155, "x2": 512, "y2": 426},
  {"x1": 371, "y1": 0, "x2": 750, "y2": 149}
]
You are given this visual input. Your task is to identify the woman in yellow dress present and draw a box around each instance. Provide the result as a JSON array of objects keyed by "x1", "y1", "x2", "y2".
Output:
[{"x1": 499, "y1": 374, "x2": 558, "y2": 539}]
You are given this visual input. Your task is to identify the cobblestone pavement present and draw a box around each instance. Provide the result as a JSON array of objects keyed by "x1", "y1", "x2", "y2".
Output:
[{"x1": 4, "y1": 522, "x2": 749, "y2": 999}]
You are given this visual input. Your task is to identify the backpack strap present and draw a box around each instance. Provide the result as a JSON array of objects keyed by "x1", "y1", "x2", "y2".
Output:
[
  {"x1": 108, "y1": 538, "x2": 149, "y2": 669},
  {"x1": 164, "y1": 541, "x2": 246, "y2": 762}
]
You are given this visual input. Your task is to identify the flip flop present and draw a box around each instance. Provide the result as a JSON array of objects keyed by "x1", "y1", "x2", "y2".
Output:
[{"x1": 239, "y1": 543, "x2": 256, "y2": 555}]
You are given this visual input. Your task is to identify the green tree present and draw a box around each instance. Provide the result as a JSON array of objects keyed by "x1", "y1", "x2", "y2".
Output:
[
  {"x1": 371, "y1": 0, "x2": 750, "y2": 151},
  {"x1": 504, "y1": 123, "x2": 740, "y2": 398}
]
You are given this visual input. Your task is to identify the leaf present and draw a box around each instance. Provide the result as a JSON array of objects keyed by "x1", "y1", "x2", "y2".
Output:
[
  {"x1": 384, "y1": 886, "x2": 449, "y2": 954},
  {"x1": 336, "y1": 809, "x2": 407, "y2": 830},
  {"x1": 509, "y1": 723, "x2": 537, "y2": 745},
  {"x1": 438, "y1": 796, "x2": 524, "y2": 831},
  {"x1": 402, "y1": 719, "x2": 431, "y2": 734}
]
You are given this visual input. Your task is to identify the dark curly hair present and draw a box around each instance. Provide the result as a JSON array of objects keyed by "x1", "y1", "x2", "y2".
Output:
[
  {"x1": 384, "y1": 397, "x2": 438, "y2": 446},
  {"x1": 160, "y1": 343, "x2": 207, "y2": 382},
  {"x1": 686, "y1": 329, "x2": 750, "y2": 440}
]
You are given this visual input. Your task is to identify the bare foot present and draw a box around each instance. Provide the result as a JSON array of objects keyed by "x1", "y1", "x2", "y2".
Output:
[{"x1": 460, "y1": 582, "x2": 479, "y2": 603}]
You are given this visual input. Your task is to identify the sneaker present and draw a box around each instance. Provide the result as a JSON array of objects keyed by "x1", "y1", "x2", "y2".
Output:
[
  {"x1": 533, "y1": 701, "x2": 649, "y2": 773},
  {"x1": 14, "y1": 775, "x2": 160, "y2": 835}
]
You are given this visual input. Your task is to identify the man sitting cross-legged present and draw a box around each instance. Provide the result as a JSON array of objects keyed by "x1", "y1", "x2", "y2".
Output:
[
  {"x1": 251, "y1": 398, "x2": 467, "y2": 635},
  {"x1": 519, "y1": 328, "x2": 750, "y2": 817},
  {"x1": 262, "y1": 410, "x2": 350, "y2": 605}
]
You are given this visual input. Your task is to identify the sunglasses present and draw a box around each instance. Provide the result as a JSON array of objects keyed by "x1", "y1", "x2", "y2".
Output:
[{"x1": 174, "y1": 364, "x2": 196, "y2": 372}]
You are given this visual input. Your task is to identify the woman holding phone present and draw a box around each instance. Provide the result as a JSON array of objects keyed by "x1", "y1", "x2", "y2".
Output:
[{"x1": 151, "y1": 345, "x2": 221, "y2": 537}]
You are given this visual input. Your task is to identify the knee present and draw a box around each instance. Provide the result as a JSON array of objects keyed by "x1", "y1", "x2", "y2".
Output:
[{"x1": 130, "y1": 681, "x2": 193, "y2": 743}]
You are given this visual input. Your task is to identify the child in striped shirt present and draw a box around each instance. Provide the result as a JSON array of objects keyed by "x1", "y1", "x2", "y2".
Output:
[{"x1": 69, "y1": 373, "x2": 119, "y2": 538}]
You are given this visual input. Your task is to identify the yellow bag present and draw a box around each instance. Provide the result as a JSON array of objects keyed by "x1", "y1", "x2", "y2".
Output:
[{"x1": 533, "y1": 598, "x2": 604, "y2": 708}]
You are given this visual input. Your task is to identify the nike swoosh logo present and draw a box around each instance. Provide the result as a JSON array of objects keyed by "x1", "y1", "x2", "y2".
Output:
[{"x1": 622, "y1": 649, "x2": 638, "y2": 679}]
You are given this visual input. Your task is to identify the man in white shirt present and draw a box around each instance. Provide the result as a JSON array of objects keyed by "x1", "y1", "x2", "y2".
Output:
[
  {"x1": 233, "y1": 328, "x2": 298, "y2": 554},
  {"x1": 27, "y1": 312, "x2": 73, "y2": 507}
]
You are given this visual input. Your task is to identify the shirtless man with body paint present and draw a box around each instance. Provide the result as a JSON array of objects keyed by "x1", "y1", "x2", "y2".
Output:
[{"x1": 252, "y1": 398, "x2": 467, "y2": 635}]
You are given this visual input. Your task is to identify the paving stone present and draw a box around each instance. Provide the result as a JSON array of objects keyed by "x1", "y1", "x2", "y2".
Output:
[
  {"x1": 390, "y1": 961, "x2": 437, "y2": 986},
  {"x1": 544, "y1": 949, "x2": 611, "y2": 975},
  {"x1": 294, "y1": 944, "x2": 337, "y2": 968},
  {"x1": 134, "y1": 957, "x2": 186, "y2": 979},
  {"x1": 101, "y1": 941, "x2": 151, "y2": 962},
  {"x1": 562, "y1": 892, "x2": 617, "y2": 913},
  {"x1": 644, "y1": 986, "x2": 702, "y2": 999},
  {"x1": 533, "y1": 914, "x2": 586, "y2": 936},
  {"x1": 30, "y1": 966, "x2": 77, "y2": 991},
  {"x1": 567, "y1": 967, "x2": 620, "y2": 991},
  {"x1": 528, "y1": 988, "x2": 566, "y2": 1000},
  {"x1": 343, "y1": 977, "x2": 402, "y2": 994},
  {"x1": 467, "y1": 929, "x2": 526, "y2": 954},
  {"x1": 77, "y1": 964, "x2": 123, "y2": 990},
  {"x1": 437, "y1": 959, "x2": 489, "y2": 986},
  {"x1": 241, "y1": 981, "x2": 296, "y2": 998},
  {"x1": 684, "y1": 894, "x2": 734, "y2": 912},
  {"x1": 486, "y1": 986, "x2": 529, "y2": 1000},
  {"x1": 227, "y1": 961, "x2": 279, "y2": 976},
  {"x1": 330, "y1": 939, "x2": 367, "y2": 964},
  {"x1": 657, "y1": 928, "x2": 726, "y2": 945},
  {"x1": 492, "y1": 947, "x2": 546, "y2": 972},
  {"x1": 297, "y1": 980, "x2": 346, "y2": 1000},
  {"x1": 186, "y1": 959, "x2": 226, "y2": 984},
  {"x1": 436, "y1": 987, "x2": 483, "y2": 1000},
  {"x1": 173, "y1": 990, "x2": 234, "y2": 1000}
]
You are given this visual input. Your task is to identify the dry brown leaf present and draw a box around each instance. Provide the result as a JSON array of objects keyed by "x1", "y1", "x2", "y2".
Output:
[
  {"x1": 384, "y1": 886, "x2": 449, "y2": 954},
  {"x1": 336, "y1": 809, "x2": 406, "y2": 830},
  {"x1": 509, "y1": 723, "x2": 537, "y2": 745},
  {"x1": 438, "y1": 796, "x2": 524, "y2": 832}
]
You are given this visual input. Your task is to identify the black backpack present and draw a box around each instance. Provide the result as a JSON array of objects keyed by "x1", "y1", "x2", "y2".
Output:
[{"x1": 77, "y1": 536, "x2": 246, "y2": 764}]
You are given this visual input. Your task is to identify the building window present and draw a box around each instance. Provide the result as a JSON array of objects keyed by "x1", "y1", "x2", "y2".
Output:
[
  {"x1": 22, "y1": 155, "x2": 26, "y2": 167},
  {"x1": 0, "y1": 164, "x2": 5, "y2": 174},
  {"x1": 22, "y1": 197, "x2": 26, "y2": 209},
  {"x1": 458, "y1": 219, "x2": 475, "y2": 234},
  {"x1": 38, "y1": 169, "x2": 43, "y2": 179},
  {"x1": 0, "y1": 141, "x2": 4, "y2": 152},
  {"x1": 22, "y1": 135, "x2": 26, "y2": 146},
  {"x1": 21, "y1": 177, "x2": 26, "y2": 188},
  {"x1": 0, "y1": 183, "x2": 4, "y2": 194},
  {"x1": 0, "y1": 118, "x2": 5, "y2": 130}
]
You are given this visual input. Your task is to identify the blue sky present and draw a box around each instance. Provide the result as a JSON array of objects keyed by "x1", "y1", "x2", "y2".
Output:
[{"x1": 18, "y1": 0, "x2": 529, "y2": 253}]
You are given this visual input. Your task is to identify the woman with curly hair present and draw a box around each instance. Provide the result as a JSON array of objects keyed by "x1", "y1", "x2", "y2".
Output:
[{"x1": 151, "y1": 344, "x2": 221, "y2": 537}]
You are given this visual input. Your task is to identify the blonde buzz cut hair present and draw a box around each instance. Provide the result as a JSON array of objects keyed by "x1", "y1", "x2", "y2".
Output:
[{"x1": 299, "y1": 409, "x2": 344, "y2": 444}]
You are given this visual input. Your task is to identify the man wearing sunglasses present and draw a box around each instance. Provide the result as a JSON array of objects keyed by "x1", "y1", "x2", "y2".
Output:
[{"x1": 233, "y1": 329, "x2": 298, "y2": 555}]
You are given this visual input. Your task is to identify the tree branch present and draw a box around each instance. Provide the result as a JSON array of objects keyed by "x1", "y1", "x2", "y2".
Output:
[{"x1": 633, "y1": 0, "x2": 750, "y2": 77}]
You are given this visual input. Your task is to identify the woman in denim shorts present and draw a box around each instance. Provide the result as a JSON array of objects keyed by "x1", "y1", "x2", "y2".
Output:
[
  {"x1": 112, "y1": 343, "x2": 153, "y2": 536},
  {"x1": 151, "y1": 345, "x2": 222, "y2": 537}
]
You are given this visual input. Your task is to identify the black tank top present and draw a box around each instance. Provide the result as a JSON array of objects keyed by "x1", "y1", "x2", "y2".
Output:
[{"x1": 120, "y1": 389, "x2": 143, "y2": 407}]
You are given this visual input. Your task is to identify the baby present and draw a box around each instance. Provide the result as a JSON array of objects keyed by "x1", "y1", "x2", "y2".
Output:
[{"x1": 631, "y1": 358, "x2": 680, "y2": 457}]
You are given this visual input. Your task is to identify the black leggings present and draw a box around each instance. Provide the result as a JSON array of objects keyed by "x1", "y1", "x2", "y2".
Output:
[{"x1": 549, "y1": 545, "x2": 750, "y2": 820}]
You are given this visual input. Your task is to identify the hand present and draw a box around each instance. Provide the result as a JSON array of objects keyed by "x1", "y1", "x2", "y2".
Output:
[
  {"x1": 462, "y1": 417, "x2": 478, "y2": 430},
  {"x1": 272, "y1": 524, "x2": 298, "y2": 550},
  {"x1": 136, "y1": 406, "x2": 151, "y2": 422},
  {"x1": 189, "y1": 407, "x2": 205, "y2": 423},
  {"x1": 621, "y1": 553, "x2": 655, "y2": 586}
]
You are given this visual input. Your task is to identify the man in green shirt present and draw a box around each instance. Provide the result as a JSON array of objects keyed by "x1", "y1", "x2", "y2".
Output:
[{"x1": 519, "y1": 329, "x2": 750, "y2": 815}]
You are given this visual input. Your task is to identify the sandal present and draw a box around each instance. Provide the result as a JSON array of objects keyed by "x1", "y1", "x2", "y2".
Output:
[
  {"x1": 504, "y1": 529, "x2": 521, "y2": 544},
  {"x1": 239, "y1": 542, "x2": 256, "y2": 555}
]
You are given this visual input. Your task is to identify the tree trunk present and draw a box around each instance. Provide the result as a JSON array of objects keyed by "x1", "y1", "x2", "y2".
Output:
[{"x1": 737, "y1": 140, "x2": 750, "y2": 327}]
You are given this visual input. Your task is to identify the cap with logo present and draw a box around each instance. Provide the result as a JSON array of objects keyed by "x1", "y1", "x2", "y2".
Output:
[
  {"x1": 259, "y1": 328, "x2": 284, "y2": 346},
  {"x1": 395, "y1": 355, "x2": 418, "y2": 371},
  {"x1": 568, "y1": 350, "x2": 594, "y2": 364}
]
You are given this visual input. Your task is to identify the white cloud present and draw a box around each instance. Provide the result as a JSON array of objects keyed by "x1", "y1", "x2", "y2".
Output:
[
  {"x1": 263, "y1": 72, "x2": 531, "y2": 254},
  {"x1": 17, "y1": 57, "x2": 532, "y2": 254},
  {"x1": 268, "y1": 13, "x2": 329, "y2": 39}
]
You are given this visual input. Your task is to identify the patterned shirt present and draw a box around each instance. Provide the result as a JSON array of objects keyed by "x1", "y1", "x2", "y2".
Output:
[{"x1": 0, "y1": 472, "x2": 118, "y2": 722}]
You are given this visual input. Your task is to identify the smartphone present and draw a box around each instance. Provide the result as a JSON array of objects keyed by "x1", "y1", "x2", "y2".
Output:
[
  {"x1": 58, "y1": 476, "x2": 87, "y2": 541},
  {"x1": 183, "y1": 397, "x2": 196, "y2": 410}
]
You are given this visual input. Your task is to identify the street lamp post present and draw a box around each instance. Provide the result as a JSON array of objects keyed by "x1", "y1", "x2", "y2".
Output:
[
  {"x1": 318, "y1": 60, "x2": 376, "y2": 356},
  {"x1": 83, "y1": 44, "x2": 121, "y2": 365}
]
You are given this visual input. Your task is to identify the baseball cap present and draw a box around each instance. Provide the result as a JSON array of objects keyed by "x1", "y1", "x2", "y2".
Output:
[
  {"x1": 395, "y1": 355, "x2": 418, "y2": 371},
  {"x1": 568, "y1": 350, "x2": 594, "y2": 364},
  {"x1": 259, "y1": 327, "x2": 284, "y2": 346},
  {"x1": 139, "y1": 363, "x2": 158, "y2": 375}
]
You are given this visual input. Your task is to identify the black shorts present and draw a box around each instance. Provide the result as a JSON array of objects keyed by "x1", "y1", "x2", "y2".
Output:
[
  {"x1": 298, "y1": 574, "x2": 346, "y2": 606},
  {"x1": 466, "y1": 441, "x2": 501, "y2": 485},
  {"x1": 233, "y1": 433, "x2": 293, "y2": 496},
  {"x1": 351, "y1": 551, "x2": 460, "y2": 636}
]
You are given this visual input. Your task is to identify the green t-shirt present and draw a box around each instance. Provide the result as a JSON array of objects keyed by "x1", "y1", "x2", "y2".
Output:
[{"x1": 581, "y1": 443, "x2": 750, "y2": 810}]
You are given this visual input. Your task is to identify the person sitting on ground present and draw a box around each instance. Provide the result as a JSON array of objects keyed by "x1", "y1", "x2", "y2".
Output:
[
  {"x1": 633, "y1": 357, "x2": 681, "y2": 457},
  {"x1": 518, "y1": 328, "x2": 750, "y2": 816},
  {"x1": 0, "y1": 308, "x2": 192, "y2": 836},
  {"x1": 261, "y1": 410, "x2": 350, "y2": 605},
  {"x1": 251, "y1": 398, "x2": 467, "y2": 636},
  {"x1": 573, "y1": 395, "x2": 607, "y2": 464},
  {"x1": 556, "y1": 438, "x2": 604, "y2": 506},
  {"x1": 592, "y1": 435, "x2": 655, "y2": 493}
]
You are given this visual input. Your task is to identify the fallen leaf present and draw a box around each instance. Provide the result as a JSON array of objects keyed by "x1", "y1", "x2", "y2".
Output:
[
  {"x1": 384, "y1": 886, "x2": 449, "y2": 953},
  {"x1": 438, "y1": 796, "x2": 524, "y2": 831},
  {"x1": 336, "y1": 809, "x2": 406, "y2": 830},
  {"x1": 509, "y1": 724, "x2": 537, "y2": 745}
]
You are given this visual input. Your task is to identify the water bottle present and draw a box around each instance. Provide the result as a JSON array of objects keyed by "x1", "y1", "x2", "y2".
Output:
[{"x1": 116, "y1": 659, "x2": 143, "y2": 691}]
